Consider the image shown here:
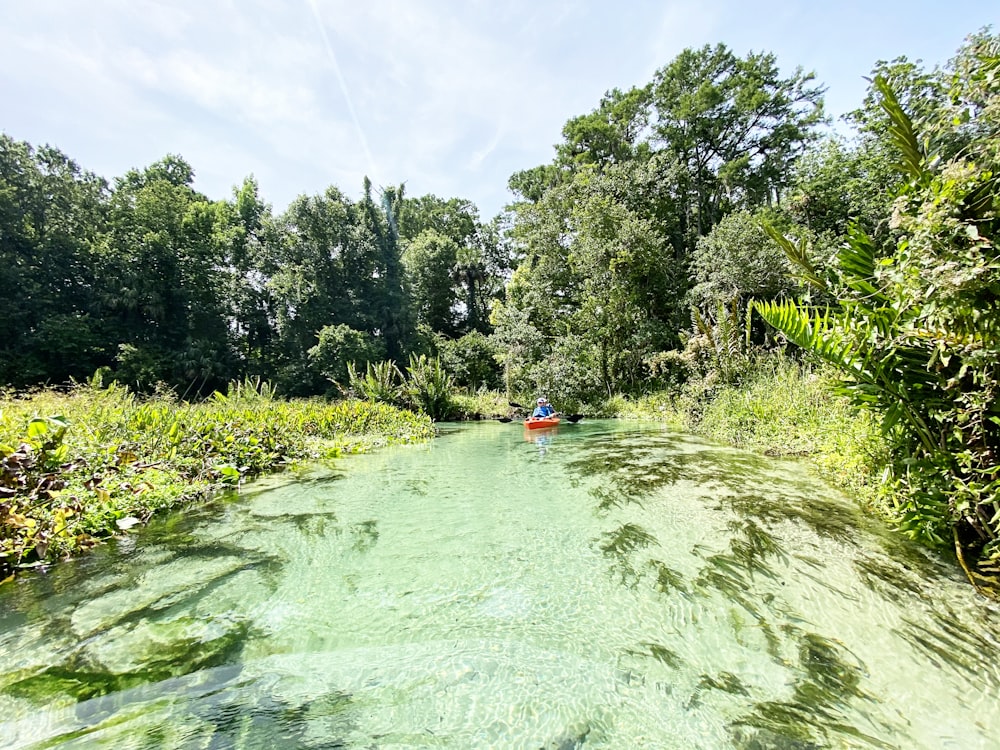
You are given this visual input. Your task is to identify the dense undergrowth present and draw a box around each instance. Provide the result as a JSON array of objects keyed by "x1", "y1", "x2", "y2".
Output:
[{"x1": 0, "y1": 379, "x2": 433, "y2": 579}]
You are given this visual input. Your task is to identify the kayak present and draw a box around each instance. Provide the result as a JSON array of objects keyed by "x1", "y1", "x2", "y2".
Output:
[{"x1": 524, "y1": 416, "x2": 560, "y2": 430}]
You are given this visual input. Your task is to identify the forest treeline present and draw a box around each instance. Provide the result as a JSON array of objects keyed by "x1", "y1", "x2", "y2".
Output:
[
  {"x1": 2, "y1": 30, "x2": 998, "y2": 587},
  {"x1": 0, "y1": 148, "x2": 511, "y2": 396}
]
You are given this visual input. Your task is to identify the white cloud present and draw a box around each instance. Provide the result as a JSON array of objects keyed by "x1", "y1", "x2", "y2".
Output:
[{"x1": 2, "y1": 0, "x2": 996, "y2": 217}]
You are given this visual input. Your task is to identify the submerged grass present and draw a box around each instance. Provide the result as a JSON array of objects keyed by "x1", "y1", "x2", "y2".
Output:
[{"x1": 0, "y1": 381, "x2": 433, "y2": 579}]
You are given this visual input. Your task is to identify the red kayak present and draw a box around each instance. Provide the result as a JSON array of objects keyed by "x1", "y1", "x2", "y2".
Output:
[{"x1": 524, "y1": 416, "x2": 560, "y2": 430}]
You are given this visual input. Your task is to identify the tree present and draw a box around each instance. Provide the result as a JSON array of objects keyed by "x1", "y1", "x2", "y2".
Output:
[
  {"x1": 690, "y1": 210, "x2": 797, "y2": 310},
  {"x1": 267, "y1": 187, "x2": 377, "y2": 394},
  {"x1": 362, "y1": 180, "x2": 413, "y2": 363},
  {"x1": 785, "y1": 136, "x2": 900, "y2": 251},
  {"x1": 508, "y1": 164, "x2": 568, "y2": 204},
  {"x1": 402, "y1": 229, "x2": 460, "y2": 334},
  {"x1": 848, "y1": 56, "x2": 948, "y2": 142},
  {"x1": 650, "y1": 44, "x2": 825, "y2": 242},
  {"x1": 217, "y1": 176, "x2": 282, "y2": 379},
  {"x1": 556, "y1": 86, "x2": 652, "y2": 167},
  {"x1": 452, "y1": 244, "x2": 488, "y2": 334},
  {"x1": 0, "y1": 136, "x2": 108, "y2": 385},
  {"x1": 399, "y1": 194, "x2": 478, "y2": 245},
  {"x1": 100, "y1": 155, "x2": 233, "y2": 392},
  {"x1": 308, "y1": 323, "x2": 384, "y2": 389},
  {"x1": 497, "y1": 157, "x2": 684, "y2": 400},
  {"x1": 435, "y1": 330, "x2": 501, "y2": 391}
]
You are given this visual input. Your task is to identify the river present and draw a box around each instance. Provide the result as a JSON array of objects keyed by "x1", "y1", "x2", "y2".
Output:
[{"x1": 1, "y1": 420, "x2": 998, "y2": 748}]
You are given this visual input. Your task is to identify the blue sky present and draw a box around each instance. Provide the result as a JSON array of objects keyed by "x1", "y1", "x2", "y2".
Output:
[{"x1": 1, "y1": 0, "x2": 996, "y2": 220}]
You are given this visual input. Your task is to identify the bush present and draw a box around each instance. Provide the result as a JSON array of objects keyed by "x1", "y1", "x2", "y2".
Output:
[{"x1": 404, "y1": 354, "x2": 454, "y2": 421}]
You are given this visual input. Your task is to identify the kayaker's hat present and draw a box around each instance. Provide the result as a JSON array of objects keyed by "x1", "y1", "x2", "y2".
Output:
[{"x1": 537, "y1": 397, "x2": 546, "y2": 404}]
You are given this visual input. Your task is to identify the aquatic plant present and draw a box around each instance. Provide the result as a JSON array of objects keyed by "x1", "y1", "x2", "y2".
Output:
[{"x1": 0, "y1": 382, "x2": 432, "y2": 578}]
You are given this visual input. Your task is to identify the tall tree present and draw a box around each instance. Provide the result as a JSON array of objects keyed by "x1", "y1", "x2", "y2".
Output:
[
  {"x1": 497, "y1": 156, "x2": 683, "y2": 400},
  {"x1": 399, "y1": 194, "x2": 478, "y2": 246},
  {"x1": 556, "y1": 86, "x2": 652, "y2": 167},
  {"x1": 218, "y1": 176, "x2": 282, "y2": 378},
  {"x1": 0, "y1": 136, "x2": 108, "y2": 385},
  {"x1": 650, "y1": 44, "x2": 825, "y2": 242},
  {"x1": 785, "y1": 136, "x2": 900, "y2": 251},
  {"x1": 362, "y1": 180, "x2": 412, "y2": 363},
  {"x1": 100, "y1": 155, "x2": 232, "y2": 391},
  {"x1": 268, "y1": 187, "x2": 376, "y2": 393},
  {"x1": 402, "y1": 229, "x2": 460, "y2": 334}
]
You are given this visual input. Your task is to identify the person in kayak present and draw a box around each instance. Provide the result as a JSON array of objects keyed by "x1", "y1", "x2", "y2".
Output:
[{"x1": 531, "y1": 397, "x2": 555, "y2": 417}]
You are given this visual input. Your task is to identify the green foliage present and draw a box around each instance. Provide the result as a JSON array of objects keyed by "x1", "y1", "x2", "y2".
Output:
[
  {"x1": 755, "y1": 46, "x2": 1000, "y2": 590},
  {"x1": 0, "y1": 135, "x2": 108, "y2": 386},
  {"x1": 787, "y1": 136, "x2": 900, "y2": 253},
  {"x1": 0, "y1": 384, "x2": 432, "y2": 578},
  {"x1": 402, "y1": 229, "x2": 460, "y2": 334},
  {"x1": 348, "y1": 360, "x2": 404, "y2": 405},
  {"x1": 436, "y1": 331, "x2": 502, "y2": 391},
  {"x1": 0, "y1": 132, "x2": 508, "y2": 398},
  {"x1": 696, "y1": 360, "x2": 888, "y2": 503},
  {"x1": 404, "y1": 354, "x2": 454, "y2": 421},
  {"x1": 447, "y1": 390, "x2": 510, "y2": 420},
  {"x1": 556, "y1": 86, "x2": 652, "y2": 167},
  {"x1": 650, "y1": 43, "x2": 825, "y2": 237},
  {"x1": 347, "y1": 355, "x2": 456, "y2": 420},
  {"x1": 308, "y1": 324, "x2": 384, "y2": 389},
  {"x1": 690, "y1": 300, "x2": 754, "y2": 386},
  {"x1": 363, "y1": 180, "x2": 412, "y2": 363},
  {"x1": 398, "y1": 194, "x2": 479, "y2": 245},
  {"x1": 215, "y1": 376, "x2": 278, "y2": 402},
  {"x1": 497, "y1": 156, "x2": 685, "y2": 402},
  {"x1": 99, "y1": 156, "x2": 235, "y2": 393},
  {"x1": 690, "y1": 210, "x2": 798, "y2": 309},
  {"x1": 616, "y1": 359, "x2": 888, "y2": 506}
]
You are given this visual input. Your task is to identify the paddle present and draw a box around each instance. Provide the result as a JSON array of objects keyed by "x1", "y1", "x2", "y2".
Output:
[
  {"x1": 498, "y1": 412, "x2": 584, "y2": 424},
  {"x1": 502, "y1": 400, "x2": 583, "y2": 423}
]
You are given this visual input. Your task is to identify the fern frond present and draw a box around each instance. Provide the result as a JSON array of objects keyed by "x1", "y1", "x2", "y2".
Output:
[{"x1": 691, "y1": 306, "x2": 716, "y2": 350}]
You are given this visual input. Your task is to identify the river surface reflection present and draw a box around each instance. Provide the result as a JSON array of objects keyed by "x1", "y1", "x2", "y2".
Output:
[{"x1": 1, "y1": 420, "x2": 999, "y2": 748}]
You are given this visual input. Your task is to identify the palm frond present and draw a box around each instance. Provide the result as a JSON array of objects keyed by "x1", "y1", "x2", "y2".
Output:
[
  {"x1": 837, "y1": 224, "x2": 882, "y2": 299},
  {"x1": 874, "y1": 75, "x2": 929, "y2": 187},
  {"x1": 762, "y1": 223, "x2": 827, "y2": 291},
  {"x1": 751, "y1": 299, "x2": 854, "y2": 367}
]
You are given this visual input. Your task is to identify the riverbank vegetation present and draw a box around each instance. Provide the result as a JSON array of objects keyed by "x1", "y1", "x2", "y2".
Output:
[
  {"x1": 615, "y1": 359, "x2": 889, "y2": 510},
  {"x1": 0, "y1": 380, "x2": 432, "y2": 579},
  {"x1": 2, "y1": 29, "x2": 997, "y2": 592}
]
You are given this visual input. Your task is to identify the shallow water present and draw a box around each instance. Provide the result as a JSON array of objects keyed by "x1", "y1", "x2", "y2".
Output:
[{"x1": 1, "y1": 420, "x2": 999, "y2": 749}]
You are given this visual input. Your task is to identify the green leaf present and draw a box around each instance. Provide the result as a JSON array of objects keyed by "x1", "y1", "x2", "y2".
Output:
[
  {"x1": 26, "y1": 419, "x2": 49, "y2": 440},
  {"x1": 874, "y1": 75, "x2": 928, "y2": 187}
]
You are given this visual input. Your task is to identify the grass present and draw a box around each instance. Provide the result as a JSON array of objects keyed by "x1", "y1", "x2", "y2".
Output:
[
  {"x1": 1, "y1": 380, "x2": 433, "y2": 579},
  {"x1": 612, "y1": 359, "x2": 890, "y2": 513}
]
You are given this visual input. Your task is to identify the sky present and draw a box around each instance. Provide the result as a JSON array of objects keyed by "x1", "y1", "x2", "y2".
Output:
[{"x1": 2, "y1": 0, "x2": 997, "y2": 220}]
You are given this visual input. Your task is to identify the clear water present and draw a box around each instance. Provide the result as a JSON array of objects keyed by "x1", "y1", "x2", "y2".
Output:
[{"x1": 2, "y1": 421, "x2": 999, "y2": 749}]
